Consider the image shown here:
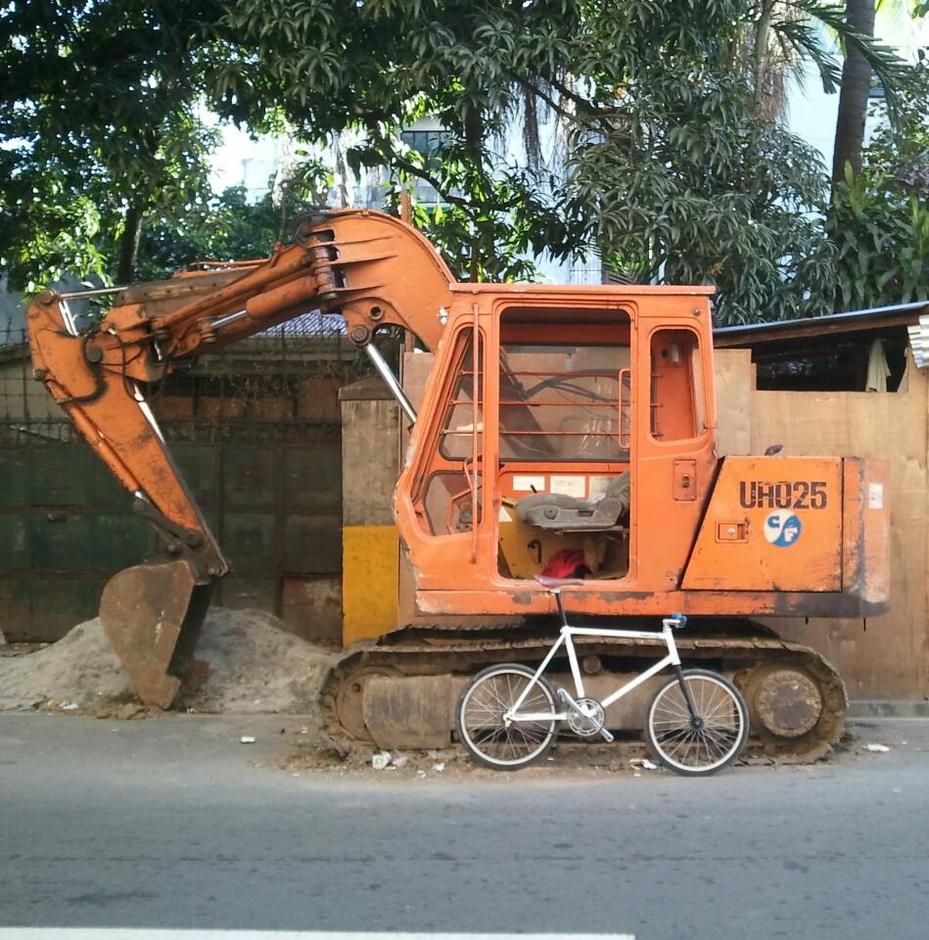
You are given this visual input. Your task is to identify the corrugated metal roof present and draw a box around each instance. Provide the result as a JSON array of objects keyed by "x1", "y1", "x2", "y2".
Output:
[{"x1": 714, "y1": 300, "x2": 929, "y2": 347}]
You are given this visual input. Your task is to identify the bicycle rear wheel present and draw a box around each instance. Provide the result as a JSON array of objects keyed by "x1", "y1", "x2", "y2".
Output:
[
  {"x1": 456, "y1": 663, "x2": 559, "y2": 770},
  {"x1": 645, "y1": 669, "x2": 749, "y2": 776}
]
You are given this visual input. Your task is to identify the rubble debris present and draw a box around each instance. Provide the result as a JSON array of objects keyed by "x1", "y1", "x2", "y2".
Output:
[
  {"x1": 46, "y1": 698, "x2": 80, "y2": 713},
  {"x1": 240, "y1": 736, "x2": 256, "y2": 744},
  {"x1": 630, "y1": 758, "x2": 658, "y2": 770},
  {"x1": 371, "y1": 751, "x2": 391, "y2": 770},
  {"x1": 864, "y1": 743, "x2": 891, "y2": 753},
  {"x1": 318, "y1": 732, "x2": 350, "y2": 761}
]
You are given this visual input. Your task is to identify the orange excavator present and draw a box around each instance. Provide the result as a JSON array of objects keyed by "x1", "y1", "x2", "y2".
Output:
[{"x1": 27, "y1": 208, "x2": 889, "y2": 759}]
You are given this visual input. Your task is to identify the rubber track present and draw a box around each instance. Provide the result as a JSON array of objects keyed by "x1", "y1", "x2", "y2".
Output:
[{"x1": 320, "y1": 631, "x2": 848, "y2": 763}]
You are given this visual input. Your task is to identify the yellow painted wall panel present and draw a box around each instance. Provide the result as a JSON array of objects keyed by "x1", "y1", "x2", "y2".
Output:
[{"x1": 342, "y1": 524, "x2": 399, "y2": 644}]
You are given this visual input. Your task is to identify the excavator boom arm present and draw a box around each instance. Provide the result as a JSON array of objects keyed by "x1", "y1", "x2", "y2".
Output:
[
  {"x1": 28, "y1": 209, "x2": 454, "y2": 573},
  {"x1": 26, "y1": 209, "x2": 456, "y2": 707}
]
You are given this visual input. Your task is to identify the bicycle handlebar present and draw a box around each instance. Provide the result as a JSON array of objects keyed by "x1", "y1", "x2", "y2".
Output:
[{"x1": 664, "y1": 612, "x2": 687, "y2": 630}]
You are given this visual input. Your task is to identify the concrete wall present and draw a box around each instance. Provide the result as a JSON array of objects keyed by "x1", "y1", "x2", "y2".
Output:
[{"x1": 340, "y1": 379, "x2": 401, "y2": 644}]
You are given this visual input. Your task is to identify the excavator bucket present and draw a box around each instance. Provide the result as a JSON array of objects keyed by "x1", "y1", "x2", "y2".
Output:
[{"x1": 99, "y1": 559, "x2": 213, "y2": 709}]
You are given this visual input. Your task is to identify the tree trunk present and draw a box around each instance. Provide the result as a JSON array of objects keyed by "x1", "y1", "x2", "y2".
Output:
[
  {"x1": 752, "y1": 1, "x2": 776, "y2": 114},
  {"x1": 463, "y1": 104, "x2": 484, "y2": 282},
  {"x1": 832, "y1": 0, "x2": 876, "y2": 185},
  {"x1": 116, "y1": 203, "x2": 145, "y2": 284}
]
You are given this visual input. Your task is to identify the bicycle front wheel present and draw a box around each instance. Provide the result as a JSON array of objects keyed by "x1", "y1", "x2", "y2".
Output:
[
  {"x1": 456, "y1": 663, "x2": 559, "y2": 770},
  {"x1": 645, "y1": 669, "x2": 749, "y2": 776}
]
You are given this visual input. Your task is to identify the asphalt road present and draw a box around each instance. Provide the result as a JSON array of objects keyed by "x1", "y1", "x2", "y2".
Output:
[{"x1": 1, "y1": 713, "x2": 927, "y2": 939}]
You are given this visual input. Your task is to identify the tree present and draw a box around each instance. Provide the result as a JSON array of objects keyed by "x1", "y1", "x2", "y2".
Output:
[
  {"x1": 134, "y1": 166, "x2": 336, "y2": 282},
  {"x1": 0, "y1": 0, "x2": 916, "y2": 319},
  {"x1": 561, "y1": 2, "x2": 838, "y2": 322},
  {"x1": 216, "y1": 0, "x2": 916, "y2": 319},
  {"x1": 827, "y1": 54, "x2": 929, "y2": 307},
  {"x1": 718, "y1": 2, "x2": 910, "y2": 185},
  {"x1": 832, "y1": 0, "x2": 877, "y2": 182},
  {"x1": 217, "y1": 0, "x2": 588, "y2": 281},
  {"x1": 0, "y1": 0, "x2": 225, "y2": 288},
  {"x1": 134, "y1": 186, "x2": 280, "y2": 282}
]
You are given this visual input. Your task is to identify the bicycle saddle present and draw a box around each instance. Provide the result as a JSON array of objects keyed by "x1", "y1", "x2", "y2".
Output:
[{"x1": 535, "y1": 574, "x2": 585, "y2": 589}]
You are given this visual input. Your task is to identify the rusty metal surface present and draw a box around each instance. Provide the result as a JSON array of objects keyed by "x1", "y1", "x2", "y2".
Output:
[
  {"x1": 752, "y1": 668, "x2": 823, "y2": 738},
  {"x1": 99, "y1": 559, "x2": 208, "y2": 709},
  {"x1": 320, "y1": 628, "x2": 847, "y2": 762},
  {"x1": 363, "y1": 676, "x2": 456, "y2": 750}
]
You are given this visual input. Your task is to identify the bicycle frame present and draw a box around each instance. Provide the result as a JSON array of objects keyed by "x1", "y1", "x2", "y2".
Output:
[{"x1": 506, "y1": 619, "x2": 682, "y2": 724}]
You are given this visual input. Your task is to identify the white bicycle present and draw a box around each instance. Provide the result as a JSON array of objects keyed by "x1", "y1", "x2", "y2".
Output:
[{"x1": 456, "y1": 577, "x2": 749, "y2": 775}]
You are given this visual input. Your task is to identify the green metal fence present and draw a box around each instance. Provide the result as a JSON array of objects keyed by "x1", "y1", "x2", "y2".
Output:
[{"x1": 0, "y1": 320, "x2": 358, "y2": 643}]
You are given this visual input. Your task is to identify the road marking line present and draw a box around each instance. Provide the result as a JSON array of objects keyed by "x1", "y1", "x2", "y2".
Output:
[{"x1": 0, "y1": 933, "x2": 634, "y2": 940}]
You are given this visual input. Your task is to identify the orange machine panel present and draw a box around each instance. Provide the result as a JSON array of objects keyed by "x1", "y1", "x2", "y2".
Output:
[
  {"x1": 841, "y1": 457, "x2": 890, "y2": 607},
  {"x1": 682, "y1": 456, "x2": 843, "y2": 592}
]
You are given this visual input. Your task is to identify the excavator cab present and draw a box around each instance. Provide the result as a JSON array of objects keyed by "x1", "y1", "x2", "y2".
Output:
[{"x1": 394, "y1": 288, "x2": 719, "y2": 614}]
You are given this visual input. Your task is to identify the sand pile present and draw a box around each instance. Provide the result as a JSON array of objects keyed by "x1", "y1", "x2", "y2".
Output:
[{"x1": 0, "y1": 609, "x2": 339, "y2": 719}]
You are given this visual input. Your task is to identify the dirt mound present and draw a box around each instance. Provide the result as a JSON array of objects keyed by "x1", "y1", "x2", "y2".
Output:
[
  {"x1": 178, "y1": 610, "x2": 339, "y2": 717},
  {"x1": 0, "y1": 609, "x2": 339, "y2": 720}
]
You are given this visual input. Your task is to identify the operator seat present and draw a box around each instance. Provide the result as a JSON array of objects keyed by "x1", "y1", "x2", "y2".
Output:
[{"x1": 515, "y1": 471, "x2": 630, "y2": 532}]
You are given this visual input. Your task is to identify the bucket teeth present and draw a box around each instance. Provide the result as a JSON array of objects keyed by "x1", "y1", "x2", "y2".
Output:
[{"x1": 99, "y1": 559, "x2": 212, "y2": 709}]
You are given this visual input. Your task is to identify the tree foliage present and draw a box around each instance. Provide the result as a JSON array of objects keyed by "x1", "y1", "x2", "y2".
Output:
[
  {"x1": 0, "y1": 0, "x2": 921, "y2": 323},
  {"x1": 215, "y1": 0, "x2": 909, "y2": 318},
  {"x1": 559, "y1": 2, "x2": 839, "y2": 322},
  {"x1": 135, "y1": 186, "x2": 280, "y2": 282},
  {"x1": 134, "y1": 153, "x2": 335, "y2": 281},
  {"x1": 0, "y1": 0, "x2": 225, "y2": 289},
  {"x1": 218, "y1": 0, "x2": 588, "y2": 281},
  {"x1": 827, "y1": 55, "x2": 929, "y2": 308}
]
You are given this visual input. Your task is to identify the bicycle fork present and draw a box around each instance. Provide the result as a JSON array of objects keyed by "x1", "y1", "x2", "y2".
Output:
[{"x1": 665, "y1": 615, "x2": 704, "y2": 731}]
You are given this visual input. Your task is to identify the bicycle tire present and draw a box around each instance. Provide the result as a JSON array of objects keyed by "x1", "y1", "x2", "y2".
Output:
[
  {"x1": 456, "y1": 663, "x2": 559, "y2": 770},
  {"x1": 645, "y1": 669, "x2": 749, "y2": 776}
]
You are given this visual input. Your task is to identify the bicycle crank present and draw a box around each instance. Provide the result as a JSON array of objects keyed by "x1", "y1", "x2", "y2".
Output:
[{"x1": 558, "y1": 689, "x2": 613, "y2": 742}]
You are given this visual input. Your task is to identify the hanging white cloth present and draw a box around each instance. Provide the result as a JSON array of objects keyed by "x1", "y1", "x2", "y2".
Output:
[{"x1": 865, "y1": 338, "x2": 890, "y2": 392}]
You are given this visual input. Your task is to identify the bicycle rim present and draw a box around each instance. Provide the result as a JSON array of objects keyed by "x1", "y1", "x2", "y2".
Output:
[{"x1": 458, "y1": 666, "x2": 557, "y2": 769}]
